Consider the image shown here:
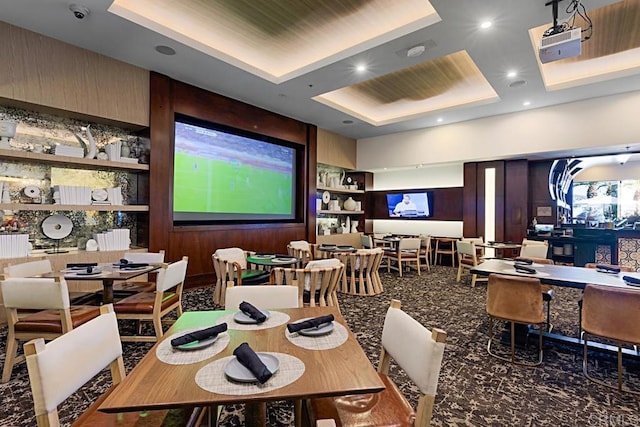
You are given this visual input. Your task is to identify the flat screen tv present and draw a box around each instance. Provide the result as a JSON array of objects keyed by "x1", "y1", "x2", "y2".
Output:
[
  {"x1": 386, "y1": 192, "x2": 433, "y2": 218},
  {"x1": 173, "y1": 116, "x2": 298, "y2": 224}
]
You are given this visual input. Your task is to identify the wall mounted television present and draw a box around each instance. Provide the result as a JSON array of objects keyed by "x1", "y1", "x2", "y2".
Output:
[
  {"x1": 386, "y1": 192, "x2": 433, "y2": 218},
  {"x1": 173, "y1": 115, "x2": 299, "y2": 225}
]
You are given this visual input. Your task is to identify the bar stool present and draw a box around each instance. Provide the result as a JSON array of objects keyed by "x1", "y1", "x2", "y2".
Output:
[{"x1": 434, "y1": 237, "x2": 457, "y2": 267}]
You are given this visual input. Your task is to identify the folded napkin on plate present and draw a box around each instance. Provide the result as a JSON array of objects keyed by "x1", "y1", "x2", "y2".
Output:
[
  {"x1": 171, "y1": 323, "x2": 228, "y2": 347},
  {"x1": 239, "y1": 301, "x2": 267, "y2": 323},
  {"x1": 514, "y1": 265, "x2": 536, "y2": 274},
  {"x1": 287, "y1": 314, "x2": 335, "y2": 333},
  {"x1": 233, "y1": 342, "x2": 273, "y2": 384},
  {"x1": 596, "y1": 264, "x2": 620, "y2": 273},
  {"x1": 67, "y1": 262, "x2": 98, "y2": 268},
  {"x1": 120, "y1": 263, "x2": 150, "y2": 269},
  {"x1": 514, "y1": 258, "x2": 533, "y2": 265},
  {"x1": 622, "y1": 275, "x2": 640, "y2": 285}
]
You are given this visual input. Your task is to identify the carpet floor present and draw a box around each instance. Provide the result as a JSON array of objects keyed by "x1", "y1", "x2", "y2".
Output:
[{"x1": 1, "y1": 265, "x2": 640, "y2": 426}]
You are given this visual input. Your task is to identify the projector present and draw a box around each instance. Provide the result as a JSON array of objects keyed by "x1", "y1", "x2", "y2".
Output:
[{"x1": 539, "y1": 27, "x2": 582, "y2": 63}]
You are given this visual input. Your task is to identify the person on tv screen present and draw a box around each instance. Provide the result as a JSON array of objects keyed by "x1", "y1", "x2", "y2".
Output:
[{"x1": 393, "y1": 195, "x2": 418, "y2": 216}]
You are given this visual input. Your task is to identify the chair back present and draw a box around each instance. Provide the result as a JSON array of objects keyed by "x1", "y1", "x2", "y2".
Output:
[
  {"x1": 3, "y1": 259, "x2": 52, "y2": 278},
  {"x1": 25, "y1": 305, "x2": 124, "y2": 426},
  {"x1": 582, "y1": 284, "x2": 640, "y2": 344},
  {"x1": 419, "y1": 234, "x2": 432, "y2": 249},
  {"x1": 379, "y1": 300, "x2": 447, "y2": 426},
  {"x1": 520, "y1": 241, "x2": 549, "y2": 259},
  {"x1": 156, "y1": 256, "x2": 188, "y2": 293},
  {"x1": 399, "y1": 238, "x2": 421, "y2": 252},
  {"x1": 122, "y1": 250, "x2": 165, "y2": 264},
  {"x1": 486, "y1": 274, "x2": 544, "y2": 324},
  {"x1": 360, "y1": 234, "x2": 373, "y2": 249},
  {"x1": 271, "y1": 259, "x2": 344, "y2": 308},
  {"x1": 456, "y1": 240, "x2": 476, "y2": 258},
  {"x1": 462, "y1": 236, "x2": 483, "y2": 245},
  {"x1": 214, "y1": 247, "x2": 247, "y2": 269},
  {"x1": 287, "y1": 241, "x2": 314, "y2": 266},
  {"x1": 527, "y1": 257, "x2": 554, "y2": 265},
  {"x1": 1, "y1": 277, "x2": 70, "y2": 310},
  {"x1": 584, "y1": 263, "x2": 634, "y2": 272},
  {"x1": 224, "y1": 283, "x2": 299, "y2": 309}
]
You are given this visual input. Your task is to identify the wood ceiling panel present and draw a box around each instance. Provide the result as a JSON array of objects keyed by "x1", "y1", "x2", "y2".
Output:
[{"x1": 351, "y1": 51, "x2": 484, "y2": 104}]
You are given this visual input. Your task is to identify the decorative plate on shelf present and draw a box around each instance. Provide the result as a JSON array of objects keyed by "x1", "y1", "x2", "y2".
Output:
[
  {"x1": 41, "y1": 214, "x2": 73, "y2": 240},
  {"x1": 322, "y1": 191, "x2": 331, "y2": 204},
  {"x1": 91, "y1": 188, "x2": 108, "y2": 202}
]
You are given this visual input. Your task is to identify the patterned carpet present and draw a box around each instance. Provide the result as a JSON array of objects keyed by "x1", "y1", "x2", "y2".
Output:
[{"x1": 2, "y1": 265, "x2": 640, "y2": 426}]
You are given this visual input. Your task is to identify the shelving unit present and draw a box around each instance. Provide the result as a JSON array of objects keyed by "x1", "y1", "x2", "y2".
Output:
[
  {"x1": 317, "y1": 185, "x2": 364, "y2": 194},
  {"x1": 0, "y1": 203, "x2": 149, "y2": 212},
  {"x1": 0, "y1": 148, "x2": 149, "y2": 171}
]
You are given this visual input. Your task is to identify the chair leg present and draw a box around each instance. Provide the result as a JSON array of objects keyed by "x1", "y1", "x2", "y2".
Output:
[
  {"x1": 456, "y1": 265, "x2": 462, "y2": 282},
  {"x1": 583, "y1": 334, "x2": 640, "y2": 395},
  {"x1": 471, "y1": 273, "x2": 477, "y2": 288},
  {"x1": 487, "y1": 318, "x2": 543, "y2": 367},
  {"x1": 1, "y1": 337, "x2": 18, "y2": 383},
  {"x1": 153, "y1": 316, "x2": 164, "y2": 340}
]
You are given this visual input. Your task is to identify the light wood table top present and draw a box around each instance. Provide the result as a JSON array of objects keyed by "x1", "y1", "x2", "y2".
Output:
[{"x1": 99, "y1": 306, "x2": 384, "y2": 417}]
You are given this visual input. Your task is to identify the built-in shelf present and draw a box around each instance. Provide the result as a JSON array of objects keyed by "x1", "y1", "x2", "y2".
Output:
[
  {"x1": 318, "y1": 210, "x2": 364, "y2": 215},
  {"x1": 317, "y1": 185, "x2": 364, "y2": 194},
  {"x1": 0, "y1": 203, "x2": 149, "y2": 212},
  {"x1": 0, "y1": 148, "x2": 149, "y2": 171}
]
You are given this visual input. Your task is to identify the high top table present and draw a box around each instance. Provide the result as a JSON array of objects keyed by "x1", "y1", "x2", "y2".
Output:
[{"x1": 99, "y1": 306, "x2": 384, "y2": 427}]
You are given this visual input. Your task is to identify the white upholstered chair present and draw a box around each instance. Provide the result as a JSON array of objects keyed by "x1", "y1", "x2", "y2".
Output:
[
  {"x1": 311, "y1": 299, "x2": 447, "y2": 426},
  {"x1": 456, "y1": 240, "x2": 486, "y2": 288},
  {"x1": 113, "y1": 250, "x2": 166, "y2": 293},
  {"x1": 386, "y1": 237, "x2": 421, "y2": 277},
  {"x1": 224, "y1": 281, "x2": 299, "y2": 309},
  {"x1": 287, "y1": 240, "x2": 316, "y2": 267},
  {"x1": 3, "y1": 258, "x2": 52, "y2": 277},
  {"x1": 113, "y1": 256, "x2": 188, "y2": 342},
  {"x1": 519, "y1": 239, "x2": 549, "y2": 259},
  {"x1": 25, "y1": 304, "x2": 202, "y2": 426},
  {"x1": 1, "y1": 276, "x2": 101, "y2": 383}
]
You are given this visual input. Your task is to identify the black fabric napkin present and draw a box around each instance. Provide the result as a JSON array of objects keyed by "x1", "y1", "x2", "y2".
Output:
[
  {"x1": 171, "y1": 323, "x2": 228, "y2": 347},
  {"x1": 514, "y1": 258, "x2": 533, "y2": 265},
  {"x1": 233, "y1": 342, "x2": 273, "y2": 384},
  {"x1": 514, "y1": 265, "x2": 536, "y2": 274},
  {"x1": 596, "y1": 264, "x2": 620, "y2": 273},
  {"x1": 287, "y1": 314, "x2": 335, "y2": 333},
  {"x1": 120, "y1": 263, "x2": 150, "y2": 269},
  {"x1": 67, "y1": 262, "x2": 98, "y2": 268},
  {"x1": 239, "y1": 301, "x2": 267, "y2": 323},
  {"x1": 622, "y1": 275, "x2": 640, "y2": 285}
]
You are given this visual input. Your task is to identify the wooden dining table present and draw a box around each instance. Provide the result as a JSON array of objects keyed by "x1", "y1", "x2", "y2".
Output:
[{"x1": 98, "y1": 306, "x2": 384, "y2": 427}]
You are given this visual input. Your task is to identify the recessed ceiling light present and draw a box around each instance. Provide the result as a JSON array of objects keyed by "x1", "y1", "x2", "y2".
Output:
[
  {"x1": 509, "y1": 79, "x2": 527, "y2": 88},
  {"x1": 523, "y1": 101, "x2": 531, "y2": 106},
  {"x1": 355, "y1": 64, "x2": 367, "y2": 73},
  {"x1": 154, "y1": 45, "x2": 176, "y2": 56},
  {"x1": 342, "y1": 120, "x2": 354, "y2": 124},
  {"x1": 437, "y1": 117, "x2": 443, "y2": 123},
  {"x1": 507, "y1": 70, "x2": 517, "y2": 78},
  {"x1": 480, "y1": 21, "x2": 492, "y2": 29},
  {"x1": 406, "y1": 45, "x2": 426, "y2": 58}
]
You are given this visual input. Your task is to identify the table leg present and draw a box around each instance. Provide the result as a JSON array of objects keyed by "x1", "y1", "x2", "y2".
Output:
[
  {"x1": 244, "y1": 402, "x2": 267, "y2": 427},
  {"x1": 103, "y1": 279, "x2": 115, "y2": 304}
]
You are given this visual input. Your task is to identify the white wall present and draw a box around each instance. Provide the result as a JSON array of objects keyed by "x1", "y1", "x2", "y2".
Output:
[
  {"x1": 357, "y1": 90, "x2": 640, "y2": 171},
  {"x1": 372, "y1": 163, "x2": 464, "y2": 237}
]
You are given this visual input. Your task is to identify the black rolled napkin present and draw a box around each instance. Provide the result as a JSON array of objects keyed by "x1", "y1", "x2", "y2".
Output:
[
  {"x1": 514, "y1": 265, "x2": 536, "y2": 274},
  {"x1": 233, "y1": 342, "x2": 273, "y2": 384},
  {"x1": 514, "y1": 258, "x2": 533, "y2": 265},
  {"x1": 596, "y1": 264, "x2": 620, "y2": 273},
  {"x1": 287, "y1": 314, "x2": 335, "y2": 333},
  {"x1": 239, "y1": 301, "x2": 267, "y2": 323},
  {"x1": 622, "y1": 275, "x2": 640, "y2": 285},
  {"x1": 171, "y1": 323, "x2": 228, "y2": 347},
  {"x1": 120, "y1": 263, "x2": 150, "y2": 269},
  {"x1": 67, "y1": 262, "x2": 98, "y2": 268}
]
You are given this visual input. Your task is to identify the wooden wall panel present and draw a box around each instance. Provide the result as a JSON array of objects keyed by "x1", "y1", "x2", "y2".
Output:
[
  {"x1": 463, "y1": 163, "x2": 478, "y2": 237},
  {"x1": 529, "y1": 160, "x2": 557, "y2": 225},
  {"x1": 0, "y1": 22, "x2": 149, "y2": 127},
  {"x1": 367, "y1": 187, "x2": 463, "y2": 221},
  {"x1": 504, "y1": 160, "x2": 529, "y2": 242},
  {"x1": 317, "y1": 128, "x2": 357, "y2": 169},
  {"x1": 149, "y1": 73, "x2": 315, "y2": 287}
]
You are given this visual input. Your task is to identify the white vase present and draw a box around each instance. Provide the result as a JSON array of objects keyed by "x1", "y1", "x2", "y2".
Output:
[
  {"x1": 351, "y1": 220, "x2": 359, "y2": 233},
  {"x1": 343, "y1": 197, "x2": 357, "y2": 211}
]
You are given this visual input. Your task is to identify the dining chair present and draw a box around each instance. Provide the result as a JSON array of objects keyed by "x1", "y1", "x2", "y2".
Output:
[
  {"x1": 25, "y1": 304, "x2": 203, "y2": 427},
  {"x1": 579, "y1": 263, "x2": 634, "y2": 338},
  {"x1": 113, "y1": 249, "x2": 166, "y2": 294},
  {"x1": 416, "y1": 234, "x2": 432, "y2": 272},
  {"x1": 0, "y1": 276, "x2": 101, "y2": 383},
  {"x1": 360, "y1": 234, "x2": 374, "y2": 249},
  {"x1": 456, "y1": 240, "x2": 486, "y2": 288},
  {"x1": 386, "y1": 237, "x2": 421, "y2": 277},
  {"x1": 522, "y1": 257, "x2": 556, "y2": 332},
  {"x1": 334, "y1": 249, "x2": 383, "y2": 296},
  {"x1": 3, "y1": 258, "x2": 52, "y2": 277},
  {"x1": 270, "y1": 258, "x2": 344, "y2": 309},
  {"x1": 310, "y1": 299, "x2": 447, "y2": 427},
  {"x1": 113, "y1": 256, "x2": 188, "y2": 342},
  {"x1": 519, "y1": 240, "x2": 549, "y2": 258},
  {"x1": 486, "y1": 273, "x2": 546, "y2": 367},
  {"x1": 211, "y1": 247, "x2": 271, "y2": 306},
  {"x1": 434, "y1": 237, "x2": 457, "y2": 267},
  {"x1": 461, "y1": 236, "x2": 484, "y2": 258},
  {"x1": 287, "y1": 240, "x2": 315, "y2": 267},
  {"x1": 581, "y1": 284, "x2": 640, "y2": 395},
  {"x1": 224, "y1": 281, "x2": 299, "y2": 309}
]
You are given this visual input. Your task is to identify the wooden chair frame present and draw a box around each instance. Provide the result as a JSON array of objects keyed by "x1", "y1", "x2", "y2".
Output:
[
  {"x1": 212, "y1": 249, "x2": 269, "y2": 306},
  {"x1": 270, "y1": 263, "x2": 344, "y2": 311},
  {"x1": 386, "y1": 238, "x2": 421, "y2": 277},
  {"x1": 334, "y1": 249, "x2": 383, "y2": 296},
  {"x1": 456, "y1": 240, "x2": 486, "y2": 288}
]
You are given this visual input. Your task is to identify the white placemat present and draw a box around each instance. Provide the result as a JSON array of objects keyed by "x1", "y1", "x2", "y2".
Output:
[
  {"x1": 216, "y1": 311, "x2": 290, "y2": 330},
  {"x1": 285, "y1": 320, "x2": 348, "y2": 350},
  {"x1": 156, "y1": 329, "x2": 230, "y2": 365},
  {"x1": 195, "y1": 352, "x2": 305, "y2": 395}
]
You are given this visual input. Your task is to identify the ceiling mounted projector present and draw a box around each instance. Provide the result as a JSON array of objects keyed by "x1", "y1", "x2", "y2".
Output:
[{"x1": 539, "y1": 27, "x2": 582, "y2": 63}]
